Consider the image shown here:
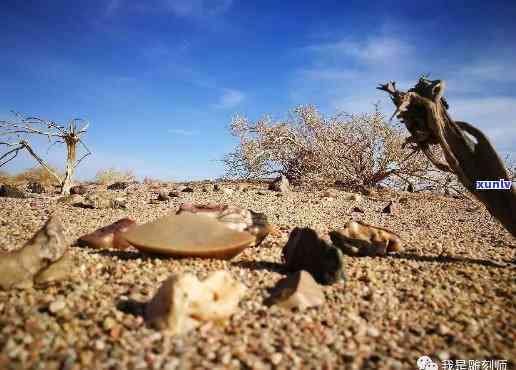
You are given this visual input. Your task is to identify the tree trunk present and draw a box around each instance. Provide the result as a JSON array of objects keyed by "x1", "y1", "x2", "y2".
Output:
[{"x1": 61, "y1": 138, "x2": 77, "y2": 195}]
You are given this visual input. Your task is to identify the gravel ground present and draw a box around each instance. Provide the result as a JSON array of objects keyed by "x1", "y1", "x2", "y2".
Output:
[{"x1": 0, "y1": 182, "x2": 514, "y2": 370}]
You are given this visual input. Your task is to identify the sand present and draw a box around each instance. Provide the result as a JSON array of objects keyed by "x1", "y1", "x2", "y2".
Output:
[{"x1": 0, "y1": 182, "x2": 514, "y2": 370}]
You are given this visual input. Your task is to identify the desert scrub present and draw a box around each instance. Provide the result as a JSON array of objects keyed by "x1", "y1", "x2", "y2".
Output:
[
  {"x1": 94, "y1": 168, "x2": 136, "y2": 185},
  {"x1": 224, "y1": 105, "x2": 439, "y2": 190}
]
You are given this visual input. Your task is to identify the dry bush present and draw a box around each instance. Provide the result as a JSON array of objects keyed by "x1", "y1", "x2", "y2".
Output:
[
  {"x1": 13, "y1": 166, "x2": 62, "y2": 185},
  {"x1": 224, "y1": 105, "x2": 438, "y2": 190},
  {"x1": 95, "y1": 168, "x2": 136, "y2": 185},
  {"x1": 0, "y1": 170, "x2": 13, "y2": 184}
]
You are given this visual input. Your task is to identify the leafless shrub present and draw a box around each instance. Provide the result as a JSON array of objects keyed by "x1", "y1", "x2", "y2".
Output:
[
  {"x1": 0, "y1": 112, "x2": 91, "y2": 195},
  {"x1": 13, "y1": 166, "x2": 63, "y2": 185},
  {"x1": 95, "y1": 168, "x2": 136, "y2": 185},
  {"x1": 224, "y1": 105, "x2": 439, "y2": 190}
]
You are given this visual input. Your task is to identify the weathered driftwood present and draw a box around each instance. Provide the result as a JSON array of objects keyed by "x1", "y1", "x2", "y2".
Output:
[{"x1": 378, "y1": 77, "x2": 516, "y2": 237}]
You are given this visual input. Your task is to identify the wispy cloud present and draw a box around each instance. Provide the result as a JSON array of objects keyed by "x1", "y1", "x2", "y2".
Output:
[
  {"x1": 104, "y1": 0, "x2": 233, "y2": 19},
  {"x1": 212, "y1": 89, "x2": 245, "y2": 109},
  {"x1": 307, "y1": 36, "x2": 411, "y2": 64},
  {"x1": 291, "y1": 29, "x2": 515, "y2": 157},
  {"x1": 166, "y1": 0, "x2": 233, "y2": 18},
  {"x1": 168, "y1": 128, "x2": 199, "y2": 136}
]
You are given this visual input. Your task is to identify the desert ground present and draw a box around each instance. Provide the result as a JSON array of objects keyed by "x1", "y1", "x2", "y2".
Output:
[{"x1": 0, "y1": 181, "x2": 514, "y2": 370}]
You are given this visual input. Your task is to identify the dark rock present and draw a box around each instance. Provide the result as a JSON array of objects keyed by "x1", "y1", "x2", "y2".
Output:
[
  {"x1": 0, "y1": 184, "x2": 27, "y2": 199},
  {"x1": 181, "y1": 186, "x2": 194, "y2": 193},
  {"x1": 168, "y1": 191, "x2": 180, "y2": 198},
  {"x1": 70, "y1": 185, "x2": 88, "y2": 195},
  {"x1": 382, "y1": 201, "x2": 399, "y2": 214},
  {"x1": 269, "y1": 175, "x2": 290, "y2": 193},
  {"x1": 157, "y1": 191, "x2": 170, "y2": 201},
  {"x1": 351, "y1": 206, "x2": 364, "y2": 213},
  {"x1": 107, "y1": 182, "x2": 129, "y2": 190},
  {"x1": 282, "y1": 228, "x2": 345, "y2": 285},
  {"x1": 28, "y1": 181, "x2": 45, "y2": 194}
]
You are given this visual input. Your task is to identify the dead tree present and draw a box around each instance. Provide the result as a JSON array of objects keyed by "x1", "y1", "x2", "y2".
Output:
[
  {"x1": 0, "y1": 112, "x2": 91, "y2": 195},
  {"x1": 378, "y1": 77, "x2": 516, "y2": 237}
]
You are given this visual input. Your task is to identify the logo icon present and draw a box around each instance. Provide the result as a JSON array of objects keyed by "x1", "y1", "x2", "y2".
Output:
[{"x1": 417, "y1": 356, "x2": 438, "y2": 370}]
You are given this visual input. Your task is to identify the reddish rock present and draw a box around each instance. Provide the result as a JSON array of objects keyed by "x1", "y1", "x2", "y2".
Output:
[{"x1": 78, "y1": 218, "x2": 136, "y2": 250}]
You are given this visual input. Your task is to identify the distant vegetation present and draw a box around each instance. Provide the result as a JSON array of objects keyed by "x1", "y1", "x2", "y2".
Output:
[
  {"x1": 224, "y1": 104, "x2": 459, "y2": 192},
  {"x1": 94, "y1": 168, "x2": 136, "y2": 185},
  {"x1": 0, "y1": 166, "x2": 62, "y2": 186},
  {"x1": 0, "y1": 113, "x2": 90, "y2": 195}
]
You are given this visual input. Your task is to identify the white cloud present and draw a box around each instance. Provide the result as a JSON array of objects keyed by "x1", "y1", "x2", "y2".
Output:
[
  {"x1": 448, "y1": 97, "x2": 516, "y2": 151},
  {"x1": 212, "y1": 89, "x2": 245, "y2": 109},
  {"x1": 459, "y1": 61, "x2": 516, "y2": 83},
  {"x1": 292, "y1": 31, "x2": 516, "y2": 159},
  {"x1": 307, "y1": 36, "x2": 411, "y2": 64}
]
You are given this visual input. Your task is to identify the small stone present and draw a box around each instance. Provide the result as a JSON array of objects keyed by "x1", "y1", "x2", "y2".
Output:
[
  {"x1": 270, "y1": 353, "x2": 282, "y2": 365},
  {"x1": 0, "y1": 184, "x2": 26, "y2": 199},
  {"x1": 34, "y1": 253, "x2": 74, "y2": 286},
  {"x1": 282, "y1": 228, "x2": 345, "y2": 285},
  {"x1": 57, "y1": 194, "x2": 82, "y2": 204},
  {"x1": 28, "y1": 181, "x2": 45, "y2": 194},
  {"x1": 78, "y1": 218, "x2": 136, "y2": 250},
  {"x1": 202, "y1": 184, "x2": 213, "y2": 192},
  {"x1": 343, "y1": 193, "x2": 362, "y2": 201},
  {"x1": 361, "y1": 187, "x2": 376, "y2": 196},
  {"x1": 94, "y1": 340, "x2": 106, "y2": 351},
  {"x1": 107, "y1": 182, "x2": 129, "y2": 190},
  {"x1": 323, "y1": 189, "x2": 338, "y2": 199},
  {"x1": 0, "y1": 215, "x2": 68, "y2": 290},
  {"x1": 268, "y1": 175, "x2": 290, "y2": 193},
  {"x1": 70, "y1": 185, "x2": 88, "y2": 195},
  {"x1": 264, "y1": 271, "x2": 325, "y2": 310},
  {"x1": 144, "y1": 271, "x2": 246, "y2": 335},
  {"x1": 157, "y1": 191, "x2": 170, "y2": 201},
  {"x1": 80, "y1": 191, "x2": 127, "y2": 209},
  {"x1": 49, "y1": 299, "x2": 66, "y2": 313},
  {"x1": 329, "y1": 221, "x2": 402, "y2": 257},
  {"x1": 382, "y1": 201, "x2": 399, "y2": 214},
  {"x1": 180, "y1": 186, "x2": 194, "y2": 193},
  {"x1": 222, "y1": 188, "x2": 234, "y2": 195},
  {"x1": 437, "y1": 323, "x2": 450, "y2": 335},
  {"x1": 366, "y1": 326, "x2": 380, "y2": 337},
  {"x1": 168, "y1": 191, "x2": 180, "y2": 198},
  {"x1": 351, "y1": 206, "x2": 364, "y2": 213},
  {"x1": 103, "y1": 317, "x2": 117, "y2": 331},
  {"x1": 436, "y1": 351, "x2": 450, "y2": 361}
]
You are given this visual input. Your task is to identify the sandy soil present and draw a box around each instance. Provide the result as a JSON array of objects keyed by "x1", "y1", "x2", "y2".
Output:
[{"x1": 0, "y1": 182, "x2": 514, "y2": 370}]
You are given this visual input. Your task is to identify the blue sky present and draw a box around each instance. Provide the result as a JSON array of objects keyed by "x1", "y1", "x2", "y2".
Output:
[{"x1": 1, "y1": 0, "x2": 515, "y2": 181}]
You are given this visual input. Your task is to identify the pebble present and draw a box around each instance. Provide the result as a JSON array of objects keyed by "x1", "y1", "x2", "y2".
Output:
[{"x1": 49, "y1": 299, "x2": 66, "y2": 313}]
